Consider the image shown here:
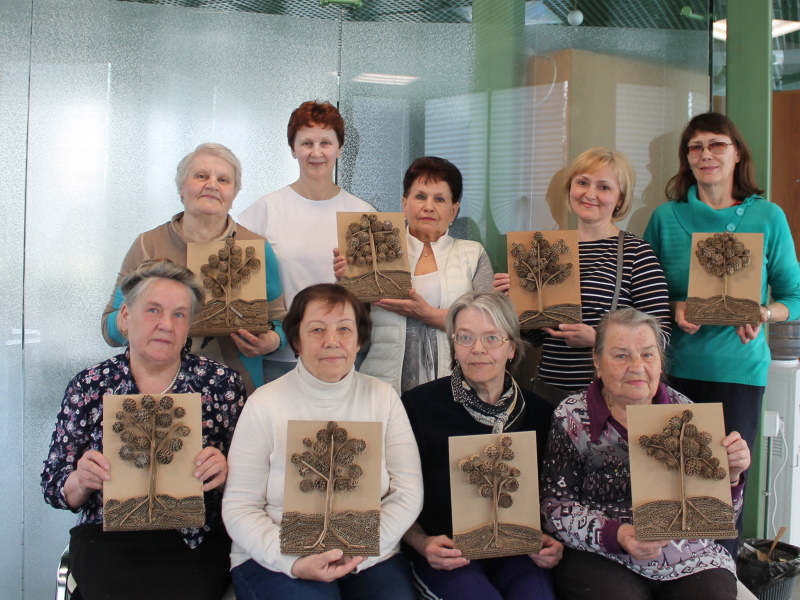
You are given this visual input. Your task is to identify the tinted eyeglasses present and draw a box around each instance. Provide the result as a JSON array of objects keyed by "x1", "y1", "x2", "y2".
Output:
[{"x1": 686, "y1": 141, "x2": 734, "y2": 158}]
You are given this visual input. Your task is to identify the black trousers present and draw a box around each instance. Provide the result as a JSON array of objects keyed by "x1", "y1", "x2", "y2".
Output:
[
  {"x1": 69, "y1": 524, "x2": 231, "y2": 600},
  {"x1": 552, "y1": 547, "x2": 737, "y2": 600},
  {"x1": 669, "y1": 376, "x2": 765, "y2": 560}
]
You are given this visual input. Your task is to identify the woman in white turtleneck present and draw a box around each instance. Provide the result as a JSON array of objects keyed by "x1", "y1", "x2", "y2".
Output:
[{"x1": 222, "y1": 283, "x2": 423, "y2": 600}]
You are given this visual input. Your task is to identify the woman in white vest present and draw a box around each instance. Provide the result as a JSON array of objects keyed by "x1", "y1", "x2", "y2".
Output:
[{"x1": 337, "y1": 157, "x2": 494, "y2": 394}]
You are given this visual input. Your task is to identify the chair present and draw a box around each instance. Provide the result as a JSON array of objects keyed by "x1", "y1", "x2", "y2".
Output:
[{"x1": 55, "y1": 547, "x2": 237, "y2": 600}]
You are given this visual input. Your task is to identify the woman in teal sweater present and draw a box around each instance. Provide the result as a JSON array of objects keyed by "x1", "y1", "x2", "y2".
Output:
[{"x1": 644, "y1": 113, "x2": 800, "y2": 553}]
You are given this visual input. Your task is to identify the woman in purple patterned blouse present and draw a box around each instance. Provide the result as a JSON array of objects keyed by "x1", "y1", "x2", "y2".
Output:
[
  {"x1": 42, "y1": 259, "x2": 247, "y2": 600},
  {"x1": 540, "y1": 308, "x2": 750, "y2": 600}
]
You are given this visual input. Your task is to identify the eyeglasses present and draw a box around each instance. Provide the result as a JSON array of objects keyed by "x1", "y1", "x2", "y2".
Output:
[
  {"x1": 685, "y1": 141, "x2": 734, "y2": 158},
  {"x1": 451, "y1": 332, "x2": 509, "y2": 349}
]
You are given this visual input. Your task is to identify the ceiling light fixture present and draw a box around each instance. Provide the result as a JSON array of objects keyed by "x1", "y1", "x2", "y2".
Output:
[
  {"x1": 567, "y1": 0, "x2": 583, "y2": 26},
  {"x1": 352, "y1": 73, "x2": 419, "y2": 85}
]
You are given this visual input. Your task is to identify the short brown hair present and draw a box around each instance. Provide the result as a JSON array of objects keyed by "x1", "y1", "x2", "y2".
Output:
[
  {"x1": 666, "y1": 112, "x2": 763, "y2": 202},
  {"x1": 402, "y1": 156, "x2": 463, "y2": 204},
  {"x1": 283, "y1": 284, "x2": 371, "y2": 355},
  {"x1": 287, "y1": 101, "x2": 345, "y2": 148},
  {"x1": 563, "y1": 147, "x2": 635, "y2": 221}
]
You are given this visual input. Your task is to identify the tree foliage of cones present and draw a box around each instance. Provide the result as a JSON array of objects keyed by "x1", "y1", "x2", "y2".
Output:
[
  {"x1": 112, "y1": 395, "x2": 191, "y2": 524},
  {"x1": 457, "y1": 435, "x2": 521, "y2": 550}
]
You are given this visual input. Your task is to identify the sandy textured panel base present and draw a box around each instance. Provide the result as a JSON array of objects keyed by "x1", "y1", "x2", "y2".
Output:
[
  {"x1": 518, "y1": 304, "x2": 581, "y2": 330},
  {"x1": 340, "y1": 271, "x2": 412, "y2": 303},
  {"x1": 454, "y1": 523, "x2": 542, "y2": 560},
  {"x1": 189, "y1": 299, "x2": 271, "y2": 337},
  {"x1": 685, "y1": 296, "x2": 761, "y2": 327},
  {"x1": 634, "y1": 496, "x2": 737, "y2": 540},
  {"x1": 280, "y1": 510, "x2": 381, "y2": 556},
  {"x1": 103, "y1": 494, "x2": 205, "y2": 531}
]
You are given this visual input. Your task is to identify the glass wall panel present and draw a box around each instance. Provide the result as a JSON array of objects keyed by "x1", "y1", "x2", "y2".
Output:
[
  {"x1": 1, "y1": 1, "x2": 31, "y2": 597},
  {"x1": 21, "y1": 1, "x2": 336, "y2": 597}
]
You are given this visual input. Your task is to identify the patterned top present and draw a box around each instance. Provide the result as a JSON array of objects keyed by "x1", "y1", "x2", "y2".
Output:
[
  {"x1": 41, "y1": 350, "x2": 247, "y2": 548},
  {"x1": 540, "y1": 380, "x2": 742, "y2": 580},
  {"x1": 530, "y1": 233, "x2": 671, "y2": 391}
]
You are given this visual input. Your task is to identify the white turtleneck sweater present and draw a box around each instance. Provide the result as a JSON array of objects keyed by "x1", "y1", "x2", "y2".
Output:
[{"x1": 222, "y1": 359, "x2": 423, "y2": 576}]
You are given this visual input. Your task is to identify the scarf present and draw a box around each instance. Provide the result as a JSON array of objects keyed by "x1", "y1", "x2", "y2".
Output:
[{"x1": 451, "y1": 364, "x2": 524, "y2": 433}]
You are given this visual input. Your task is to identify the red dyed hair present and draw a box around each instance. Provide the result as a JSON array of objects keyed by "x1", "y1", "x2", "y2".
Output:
[{"x1": 287, "y1": 101, "x2": 345, "y2": 148}]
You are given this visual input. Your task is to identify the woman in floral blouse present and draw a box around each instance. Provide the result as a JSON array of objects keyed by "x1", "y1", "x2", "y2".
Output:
[
  {"x1": 42, "y1": 259, "x2": 247, "y2": 600},
  {"x1": 540, "y1": 308, "x2": 750, "y2": 600}
]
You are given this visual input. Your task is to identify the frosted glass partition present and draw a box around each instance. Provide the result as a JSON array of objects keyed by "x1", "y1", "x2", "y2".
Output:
[
  {"x1": 19, "y1": 1, "x2": 337, "y2": 598},
  {"x1": 1, "y1": 1, "x2": 31, "y2": 597}
]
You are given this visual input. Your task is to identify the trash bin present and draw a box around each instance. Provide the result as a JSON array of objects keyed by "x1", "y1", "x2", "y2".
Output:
[{"x1": 738, "y1": 539, "x2": 800, "y2": 600}]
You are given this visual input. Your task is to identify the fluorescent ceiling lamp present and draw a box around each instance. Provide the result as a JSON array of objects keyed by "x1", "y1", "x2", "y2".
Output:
[
  {"x1": 352, "y1": 73, "x2": 419, "y2": 85},
  {"x1": 713, "y1": 19, "x2": 800, "y2": 41}
]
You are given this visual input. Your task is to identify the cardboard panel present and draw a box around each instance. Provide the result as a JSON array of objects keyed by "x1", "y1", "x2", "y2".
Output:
[
  {"x1": 449, "y1": 431, "x2": 542, "y2": 559},
  {"x1": 628, "y1": 403, "x2": 736, "y2": 540},
  {"x1": 102, "y1": 393, "x2": 204, "y2": 531},
  {"x1": 507, "y1": 230, "x2": 581, "y2": 329},
  {"x1": 337, "y1": 212, "x2": 411, "y2": 302}
]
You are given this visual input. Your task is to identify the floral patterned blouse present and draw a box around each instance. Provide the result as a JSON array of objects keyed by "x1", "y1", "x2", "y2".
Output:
[
  {"x1": 41, "y1": 350, "x2": 247, "y2": 548},
  {"x1": 540, "y1": 380, "x2": 742, "y2": 580}
]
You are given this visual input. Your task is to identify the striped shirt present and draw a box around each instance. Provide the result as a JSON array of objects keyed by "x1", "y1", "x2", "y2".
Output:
[{"x1": 532, "y1": 232, "x2": 671, "y2": 391}]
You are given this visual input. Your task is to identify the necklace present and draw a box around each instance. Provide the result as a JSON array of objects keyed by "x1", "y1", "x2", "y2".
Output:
[{"x1": 161, "y1": 365, "x2": 181, "y2": 394}]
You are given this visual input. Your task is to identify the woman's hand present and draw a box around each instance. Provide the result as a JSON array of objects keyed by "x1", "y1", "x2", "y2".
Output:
[
  {"x1": 291, "y1": 549, "x2": 366, "y2": 581},
  {"x1": 672, "y1": 301, "x2": 701, "y2": 335},
  {"x1": 493, "y1": 273, "x2": 511, "y2": 295},
  {"x1": 333, "y1": 248, "x2": 346, "y2": 280},
  {"x1": 64, "y1": 450, "x2": 110, "y2": 509},
  {"x1": 420, "y1": 535, "x2": 470, "y2": 571},
  {"x1": 617, "y1": 524, "x2": 669, "y2": 561},
  {"x1": 375, "y1": 290, "x2": 445, "y2": 329},
  {"x1": 528, "y1": 534, "x2": 563, "y2": 569},
  {"x1": 723, "y1": 431, "x2": 751, "y2": 486},
  {"x1": 543, "y1": 323, "x2": 596, "y2": 348},
  {"x1": 230, "y1": 329, "x2": 280, "y2": 357},
  {"x1": 195, "y1": 446, "x2": 228, "y2": 491}
]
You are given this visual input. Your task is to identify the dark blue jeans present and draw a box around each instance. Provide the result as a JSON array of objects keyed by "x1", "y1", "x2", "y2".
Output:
[{"x1": 232, "y1": 553, "x2": 416, "y2": 600}]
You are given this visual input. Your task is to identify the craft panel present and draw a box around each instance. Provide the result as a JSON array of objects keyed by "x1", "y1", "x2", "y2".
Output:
[
  {"x1": 102, "y1": 393, "x2": 204, "y2": 531},
  {"x1": 281, "y1": 420, "x2": 382, "y2": 556},
  {"x1": 187, "y1": 237, "x2": 271, "y2": 336},
  {"x1": 337, "y1": 212, "x2": 411, "y2": 302},
  {"x1": 685, "y1": 232, "x2": 763, "y2": 326},
  {"x1": 507, "y1": 230, "x2": 581, "y2": 329},
  {"x1": 628, "y1": 403, "x2": 736, "y2": 540},
  {"x1": 449, "y1": 431, "x2": 542, "y2": 559}
]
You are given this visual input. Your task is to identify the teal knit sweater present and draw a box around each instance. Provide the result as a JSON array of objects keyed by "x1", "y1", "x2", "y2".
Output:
[{"x1": 643, "y1": 186, "x2": 800, "y2": 386}]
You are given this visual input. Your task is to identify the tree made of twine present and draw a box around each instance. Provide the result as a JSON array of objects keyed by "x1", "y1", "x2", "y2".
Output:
[
  {"x1": 457, "y1": 435, "x2": 521, "y2": 550},
  {"x1": 639, "y1": 409, "x2": 726, "y2": 531},
  {"x1": 291, "y1": 421, "x2": 367, "y2": 550},
  {"x1": 345, "y1": 214, "x2": 404, "y2": 294},
  {"x1": 113, "y1": 395, "x2": 191, "y2": 524},
  {"x1": 197, "y1": 237, "x2": 261, "y2": 326},
  {"x1": 695, "y1": 232, "x2": 751, "y2": 314},
  {"x1": 511, "y1": 233, "x2": 573, "y2": 325}
]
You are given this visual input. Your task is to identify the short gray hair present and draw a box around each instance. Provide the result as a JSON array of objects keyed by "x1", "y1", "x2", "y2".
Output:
[
  {"x1": 594, "y1": 307, "x2": 667, "y2": 368},
  {"x1": 445, "y1": 291, "x2": 526, "y2": 370},
  {"x1": 175, "y1": 142, "x2": 243, "y2": 196},
  {"x1": 120, "y1": 259, "x2": 205, "y2": 317}
]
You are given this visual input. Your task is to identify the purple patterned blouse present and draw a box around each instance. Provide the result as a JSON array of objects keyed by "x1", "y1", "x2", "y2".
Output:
[
  {"x1": 41, "y1": 350, "x2": 247, "y2": 548},
  {"x1": 541, "y1": 379, "x2": 742, "y2": 580}
]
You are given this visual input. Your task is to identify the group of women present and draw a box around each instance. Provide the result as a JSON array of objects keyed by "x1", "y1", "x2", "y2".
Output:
[{"x1": 41, "y1": 101, "x2": 800, "y2": 600}]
